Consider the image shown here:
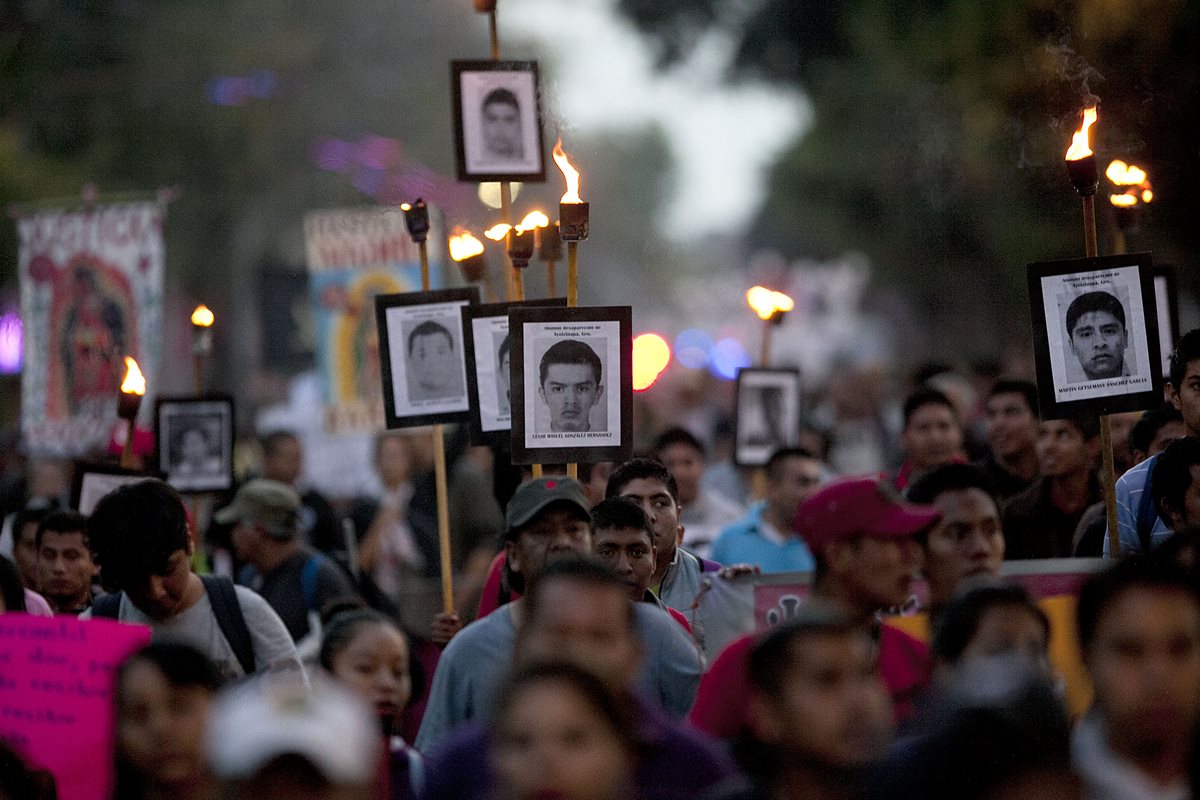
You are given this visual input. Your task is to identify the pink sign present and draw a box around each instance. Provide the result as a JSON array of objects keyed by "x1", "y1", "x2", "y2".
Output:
[{"x1": 0, "y1": 615, "x2": 151, "y2": 800}]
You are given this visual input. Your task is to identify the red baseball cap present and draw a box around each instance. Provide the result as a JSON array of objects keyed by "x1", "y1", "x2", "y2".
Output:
[{"x1": 794, "y1": 475, "x2": 942, "y2": 553}]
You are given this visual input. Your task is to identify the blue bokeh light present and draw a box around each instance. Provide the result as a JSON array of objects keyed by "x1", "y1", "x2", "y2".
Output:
[
  {"x1": 674, "y1": 328, "x2": 713, "y2": 370},
  {"x1": 709, "y1": 337, "x2": 750, "y2": 380}
]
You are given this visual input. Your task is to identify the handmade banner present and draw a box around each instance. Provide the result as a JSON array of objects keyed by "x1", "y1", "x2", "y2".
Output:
[
  {"x1": 304, "y1": 206, "x2": 442, "y2": 434},
  {"x1": 0, "y1": 616, "x2": 152, "y2": 800},
  {"x1": 18, "y1": 202, "x2": 165, "y2": 456}
]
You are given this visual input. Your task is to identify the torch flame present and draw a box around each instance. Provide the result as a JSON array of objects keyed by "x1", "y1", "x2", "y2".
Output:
[
  {"x1": 1109, "y1": 194, "x2": 1138, "y2": 207},
  {"x1": 1105, "y1": 160, "x2": 1147, "y2": 186},
  {"x1": 448, "y1": 228, "x2": 485, "y2": 261},
  {"x1": 1142, "y1": 188, "x2": 1154, "y2": 203},
  {"x1": 520, "y1": 210, "x2": 550, "y2": 230},
  {"x1": 552, "y1": 138, "x2": 582, "y2": 204},
  {"x1": 1065, "y1": 107, "x2": 1098, "y2": 162},
  {"x1": 484, "y1": 223, "x2": 512, "y2": 241},
  {"x1": 120, "y1": 356, "x2": 146, "y2": 396},
  {"x1": 400, "y1": 202, "x2": 412, "y2": 211},
  {"x1": 191, "y1": 304, "x2": 215, "y2": 328},
  {"x1": 746, "y1": 286, "x2": 795, "y2": 321}
]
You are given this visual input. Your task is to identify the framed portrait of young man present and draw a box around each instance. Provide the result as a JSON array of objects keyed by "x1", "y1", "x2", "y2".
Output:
[
  {"x1": 1153, "y1": 264, "x2": 1180, "y2": 379},
  {"x1": 734, "y1": 368, "x2": 802, "y2": 466},
  {"x1": 154, "y1": 396, "x2": 235, "y2": 493},
  {"x1": 509, "y1": 305, "x2": 632, "y2": 465},
  {"x1": 1027, "y1": 252, "x2": 1163, "y2": 419},
  {"x1": 376, "y1": 287, "x2": 479, "y2": 429},
  {"x1": 462, "y1": 298, "x2": 567, "y2": 447},
  {"x1": 452, "y1": 60, "x2": 546, "y2": 183}
]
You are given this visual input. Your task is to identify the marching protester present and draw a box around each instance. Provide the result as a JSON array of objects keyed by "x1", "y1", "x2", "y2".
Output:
[
  {"x1": 33, "y1": 509, "x2": 98, "y2": 614},
  {"x1": 84, "y1": 479, "x2": 304, "y2": 681},
  {"x1": 221, "y1": 479, "x2": 358, "y2": 658},
  {"x1": 978, "y1": 379, "x2": 1042, "y2": 502},
  {"x1": 258, "y1": 430, "x2": 345, "y2": 555},
  {"x1": 653, "y1": 427, "x2": 745, "y2": 559},
  {"x1": 421, "y1": 559, "x2": 731, "y2": 800},
  {"x1": 414, "y1": 477, "x2": 702, "y2": 753},
  {"x1": 893, "y1": 389, "x2": 967, "y2": 491},
  {"x1": 1150, "y1": 436, "x2": 1200, "y2": 534}
]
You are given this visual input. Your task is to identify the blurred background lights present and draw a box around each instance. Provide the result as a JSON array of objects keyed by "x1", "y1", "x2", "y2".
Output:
[
  {"x1": 709, "y1": 337, "x2": 750, "y2": 380},
  {"x1": 478, "y1": 182, "x2": 522, "y2": 209},
  {"x1": 632, "y1": 333, "x2": 671, "y2": 391},
  {"x1": 674, "y1": 328, "x2": 713, "y2": 369},
  {"x1": 206, "y1": 69, "x2": 278, "y2": 107},
  {"x1": 0, "y1": 313, "x2": 22, "y2": 374}
]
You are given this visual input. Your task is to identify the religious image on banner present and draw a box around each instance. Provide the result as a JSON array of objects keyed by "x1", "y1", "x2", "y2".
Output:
[
  {"x1": 304, "y1": 207, "x2": 441, "y2": 434},
  {"x1": 18, "y1": 203, "x2": 165, "y2": 456}
]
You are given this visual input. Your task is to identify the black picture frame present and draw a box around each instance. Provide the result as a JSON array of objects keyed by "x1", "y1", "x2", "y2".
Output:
[
  {"x1": 71, "y1": 463, "x2": 163, "y2": 515},
  {"x1": 462, "y1": 298, "x2": 568, "y2": 447},
  {"x1": 733, "y1": 368, "x2": 802, "y2": 466},
  {"x1": 154, "y1": 395, "x2": 236, "y2": 493},
  {"x1": 1152, "y1": 264, "x2": 1180, "y2": 379},
  {"x1": 509, "y1": 305, "x2": 632, "y2": 465},
  {"x1": 1027, "y1": 252, "x2": 1163, "y2": 419},
  {"x1": 376, "y1": 287, "x2": 480, "y2": 429},
  {"x1": 451, "y1": 60, "x2": 546, "y2": 183}
]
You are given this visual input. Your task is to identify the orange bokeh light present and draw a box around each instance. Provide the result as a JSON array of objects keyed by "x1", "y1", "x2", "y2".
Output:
[{"x1": 633, "y1": 333, "x2": 671, "y2": 391}]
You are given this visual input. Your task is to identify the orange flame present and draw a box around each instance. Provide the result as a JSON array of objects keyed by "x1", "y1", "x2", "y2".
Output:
[
  {"x1": 746, "y1": 286, "x2": 795, "y2": 321},
  {"x1": 191, "y1": 304, "x2": 214, "y2": 328},
  {"x1": 400, "y1": 202, "x2": 413, "y2": 211},
  {"x1": 1105, "y1": 160, "x2": 1147, "y2": 186},
  {"x1": 1065, "y1": 107, "x2": 1098, "y2": 161},
  {"x1": 1142, "y1": 188, "x2": 1154, "y2": 203},
  {"x1": 120, "y1": 356, "x2": 146, "y2": 396},
  {"x1": 1109, "y1": 194, "x2": 1137, "y2": 207},
  {"x1": 633, "y1": 333, "x2": 672, "y2": 391},
  {"x1": 520, "y1": 210, "x2": 550, "y2": 230},
  {"x1": 552, "y1": 139, "x2": 582, "y2": 204},
  {"x1": 448, "y1": 228, "x2": 485, "y2": 261},
  {"x1": 483, "y1": 223, "x2": 512, "y2": 241}
]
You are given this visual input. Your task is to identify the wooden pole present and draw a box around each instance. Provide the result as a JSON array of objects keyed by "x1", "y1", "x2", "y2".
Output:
[
  {"x1": 120, "y1": 421, "x2": 136, "y2": 469},
  {"x1": 546, "y1": 259, "x2": 558, "y2": 297},
  {"x1": 1082, "y1": 195, "x2": 1121, "y2": 559},
  {"x1": 489, "y1": 10, "x2": 500, "y2": 60},
  {"x1": 566, "y1": 240, "x2": 580, "y2": 481},
  {"x1": 419, "y1": 239, "x2": 455, "y2": 614},
  {"x1": 500, "y1": 183, "x2": 518, "y2": 301},
  {"x1": 760, "y1": 321, "x2": 773, "y2": 368}
]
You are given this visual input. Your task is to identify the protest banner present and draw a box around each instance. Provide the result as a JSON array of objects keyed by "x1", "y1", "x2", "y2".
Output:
[
  {"x1": 17, "y1": 202, "x2": 165, "y2": 456},
  {"x1": 304, "y1": 206, "x2": 442, "y2": 434},
  {"x1": 0, "y1": 616, "x2": 152, "y2": 800}
]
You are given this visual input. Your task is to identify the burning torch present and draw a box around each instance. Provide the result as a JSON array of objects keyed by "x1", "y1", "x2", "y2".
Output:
[
  {"x1": 746, "y1": 286, "x2": 795, "y2": 367},
  {"x1": 191, "y1": 304, "x2": 214, "y2": 397},
  {"x1": 553, "y1": 139, "x2": 588, "y2": 308},
  {"x1": 118, "y1": 356, "x2": 146, "y2": 469},
  {"x1": 1105, "y1": 160, "x2": 1153, "y2": 254}
]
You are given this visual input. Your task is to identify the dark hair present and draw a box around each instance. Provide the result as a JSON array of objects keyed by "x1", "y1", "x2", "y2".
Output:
[
  {"x1": 1129, "y1": 406, "x2": 1184, "y2": 457},
  {"x1": 0, "y1": 555, "x2": 26, "y2": 611},
  {"x1": 987, "y1": 379, "x2": 1039, "y2": 419},
  {"x1": 1151, "y1": 436, "x2": 1200, "y2": 524},
  {"x1": 903, "y1": 388, "x2": 957, "y2": 428},
  {"x1": 497, "y1": 333, "x2": 510, "y2": 366},
  {"x1": 1052, "y1": 414, "x2": 1101, "y2": 441},
  {"x1": 1157, "y1": 526, "x2": 1200, "y2": 576},
  {"x1": 906, "y1": 463, "x2": 998, "y2": 507},
  {"x1": 87, "y1": 479, "x2": 191, "y2": 591},
  {"x1": 260, "y1": 430, "x2": 299, "y2": 458},
  {"x1": 764, "y1": 447, "x2": 818, "y2": 481},
  {"x1": 12, "y1": 505, "x2": 53, "y2": 547},
  {"x1": 407, "y1": 319, "x2": 453, "y2": 354},
  {"x1": 931, "y1": 583, "x2": 1050, "y2": 665},
  {"x1": 590, "y1": 496, "x2": 654, "y2": 542},
  {"x1": 1065, "y1": 291, "x2": 1126, "y2": 338},
  {"x1": 605, "y1": 458, "x2": 679, "y2": 505},
  {"x1": 539, "y1": 339, "x2": 602, "y2": 386},
  {"x1": 318, "y1": 601, "x2": 424, "y2": 708},
  {"x1": 482, "y1": 87, "x2": 520, "y2": 111},
  {"x1": 524, "y1": 558, "x2": 634, "y2": 632},
  {"x1": 653, "y1": 427, "x2": 705, "y2": 458},
  {"x1": 1168, "y1": 328, "x2": 1200, "y2": 388},
  {"x1": 1077, "y1": 556, "x2": 1200, "y2": 651},
  {"x1": 0, "y1": 738, "x2": 56, "y2": 800},
  {"x1": 35, "y1": 509, "x2": 89, "y2": 550},
  {"x1": 493, "y1": 661, "x2": 638, "y2": 751},
  {"x1": 747, "y1": 602, "x2": 866, "y2": 697}
]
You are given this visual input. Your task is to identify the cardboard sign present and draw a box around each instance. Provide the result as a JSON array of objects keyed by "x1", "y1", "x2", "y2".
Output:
[{"x1": 0, "y1": 616, "x2": 152, "y2": 800}]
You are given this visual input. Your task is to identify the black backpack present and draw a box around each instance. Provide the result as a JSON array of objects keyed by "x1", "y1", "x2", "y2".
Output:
[{"x1": 91, "y1": 574, "x2": 256, "y2": 677}]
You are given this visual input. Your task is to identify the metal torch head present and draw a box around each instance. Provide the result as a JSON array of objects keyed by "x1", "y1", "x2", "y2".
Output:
[
  {"x1": 508, "y1": 227, "x2": 535, "y2": 269},
  {"x1": 559, "y1": 202, "x2": 590, "y2": 242},
  {"x1": 401, "y1": 199, "x2": 430, "y2": 243},
  {"x1": 1067, "y1": 155, "x2": 1099, "y2": 197},
  {"x1": 459, "y1": 254, "x2": 487, "y2": 283},
  {"x1": 538, "y1": 221, "x2": 563, "y2": 262}
]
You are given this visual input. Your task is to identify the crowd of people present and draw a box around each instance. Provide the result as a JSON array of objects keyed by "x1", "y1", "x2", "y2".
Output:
[{"x1": 4, "y1": 332, "x2": 1200, "y2": 799}]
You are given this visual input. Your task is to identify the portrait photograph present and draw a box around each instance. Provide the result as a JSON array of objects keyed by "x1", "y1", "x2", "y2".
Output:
[
  {"x1": 376, "y1": 287, "x2": 479, "y2": 429},
  {"x1": 462, "y1": 299, "x2": 566, "y2": 446},
  {"x1": 155, "y1": 396, "x2": 235, "y2": 493},
  {"x1": 452, "y1": 60, "x2": 546, "y2": 183},
  {"x1": 509, "y1": 305, "x2": 632, "y2": 465},
  {"x1": 1153, "y1": 265, "x2": 1179, "y2": 379},
  {"x1": 1028, "y1": 252, "x2": 1163, "y2": 419},
  {"x1": 734, "y1": 368, "x2": 801, "y2": 466}
]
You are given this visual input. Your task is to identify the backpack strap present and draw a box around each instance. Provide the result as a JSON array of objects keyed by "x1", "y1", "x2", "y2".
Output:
[
  {"x1": 201, "y1": 575, "x2": 257, "y2": 677},
  {"x1": 300, "y1": 555, "x2": 320, "y2": 613},
  {"x1": 91, "y1": 592, "x2": 122, "y2": 619}
]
